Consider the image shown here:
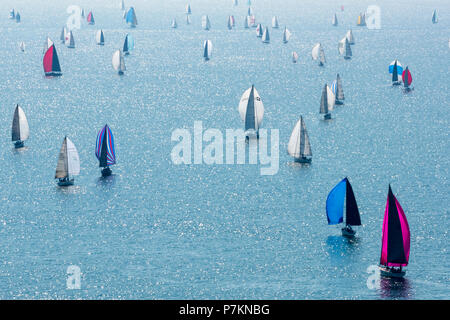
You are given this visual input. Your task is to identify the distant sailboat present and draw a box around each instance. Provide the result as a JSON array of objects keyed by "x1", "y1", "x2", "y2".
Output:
[
  {"x1": 60, "y1": 27, "x2": 67, "y2": 43},
  {"x1": 272, "y1": 16, "x2": 279, "y2": 28},
  {"x1": 256, "y1": 24, "x2": 263, "y2": 37},
  {"x1": 379, "y1": 185, "x2": 411, "y2": 278},
  {"x1": 292, "y1": 51, "x2": 299, "y2": 63},
  {"x1": 320, "y1": 84, "x2": 332, "y2": 120},
  {"x1": 126, "y1": 7, "x2": 138, "y2": 28},
  {"x1": 332, "y1": 13, "x2": 338, "y2": 26},
  {"x1": 55, "y1": 137, "x2": 80, "y2": 186},
  {"x1": 402, "y1": 66, "x2": 413, "y2": 92},
  {"x1": 202, "y1": 15, "x2": 211, "y2": 30},
  {"x1": 9, "y1": 9, "x2": 15, "y2": 19},
  {"x1": 227, "y1": 16, "x2": 234, "y2": 30},
  {"x1": 332, "y1": 74, "x2": 345, "y2": 105},
  {"x1": 172, "y1": 18, "x2": 178, "y2": 28},
  {"x1": 357, "y1": 12, "x2": 366, "y2": 26},
  {"x1": 432, "y1": 9, "x2": 438, "y2": 24},
  {"x1": 244, "y1": 16, "x2": 250, "y2": 29},
  {"x1": 19, "y1": 41, "x2": 25, "y2": 52},
  {"x1": 338, "y1": 37, "x2": 352, "y2": 59},
  {"x1": 120, "y1": 0, "x2": 125, "y2": 11},
  {"x1": 44, "y1": 37, "x2": 54, "y2": 53},
  {"x1": 11, "y1": 104, "x2": 29, "y2": 148},
  {"x1": 65, "y1": 31, "x2": 75, "y2": 48},
  {"x1": 123, "y1": 34, "x2": 134, "y2": 55},
  {"x1": 186, "y1": 4, "x2": 192, "y2": 15},
  {"x1": 262, "y1": 26, "x2": 270, "y2": 43},
  {"x1": 282, "y1": 27, "x2": 291, "y2": 43},
  {"x1": 288, "y1": 116, "x2": 312, "y2": 163},
  {"x1": 312, "y1": 43, "x2": 326, "y2": 66},
  {"x1": 234, "y1": 0, "x2": 238, "y2": 6},
  {"x1": 186, "y1": 15, "x2": 191, "y2": 25},
  {"x1": 389, "y1": 59, "x2": 403, "y2": 85},
  {"x1": 87, "y1": 11, "x2": 95, "y2": 25},
  {"x1": 326, "y1": 177, "x2": 361, "y2": 237},
  {"x1": 96, "y1": 29, "x2": 105, "y2": 45},
  {"x1": 112, "y1": 49, "x2": 126, "y2": 75},
  {"x1": 203, "y1": 40, "x2": 212, "y2": 61},
  {"x1": 238, "y1": 85, "x2": 264, "y2": 138},
  {"x1": 81, "y1": 8, "x2": 85, "y2": 18},
  {"x1": 247, "y1": 15, "x2": 256, "y2": 28},
  {"x1": 43, "y1": 44, "x2": 62, "y2": 77},
  {"x1": 346, "y1": 30, "x2": 354, "y2": 45},
  {"x1": 15, "y1": 11, "x2": 20, "y2": 23},
  {"x1": 248, "y1": 7, "x2": 254, "y2": 16},
  {"x1": 96, "y1": 124, "x2": 116, "y2": 177}
]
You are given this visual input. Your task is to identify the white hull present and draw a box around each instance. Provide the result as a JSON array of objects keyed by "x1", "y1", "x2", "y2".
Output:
[{"x1": 379, "y1": 266, "x2": 406, "y2": 278}]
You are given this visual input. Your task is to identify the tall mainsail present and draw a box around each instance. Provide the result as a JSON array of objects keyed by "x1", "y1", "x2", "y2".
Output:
[
  {"x1": 112, "y1": 50, "x2": 126, "y2": 74},
  {"x1": 336, "y1": 74, "x2": 344, "y2": 101},
  {"x1": 55, "y1": 137, "x2": 80, "y2": 179},
  {"x1": 96, "y1": 30, "x2": 105, "y2": 45},
  {"x1": 320, "y1": 84, "x2": 330, "y2": 116},
  {"x1": 43, "y1": 44, "x2": 62, "y2": 76},
  {"x1": 326, "y1": 178, "x2": 361, "y2": 226},
  {"x1": 283, "y1": 27, "x2": 291, "y2": 43},
  {"x1": 202, "y1": 15, "x2": 211, "y2": 30},
  {"x1": 312, "y1": 43, "x2": 325, "y2": 65},
  {"x1": 432, "y1": 10, "x2": 438, "y2": 24},
  {"x1": 96, "y1": 125, "x2": 116, "y2": 168},
  {"x1": 239, "y1": 85, "x2": 264, "y2": 134},
  {"x1": 126, "y1": 7, "x2": 138, "y2": 27},
  {"x1": 288, "y1": 116, "x2": 312, "y2": 159},
  {"x1": 262, "y1": 26, "x2": 270, "y2": 43},
  {"x1": 332, "y1": 13, "x2": 338, "y2": 26},
  {"x1": 66, "y1": 31, "x2": 75, "y2": 48},
  {"x1": 203, "y1": 40, "x2": 212, "y2": 60},
  {"x1": 272, "y1": 16, "x2": 279, "y2": 28},
  {"x1": 11, "y1": 105, "x2": 29, "y2": 144},
  {"x1": 346, "y1": 30, "x2": 354, "y2": 44}
]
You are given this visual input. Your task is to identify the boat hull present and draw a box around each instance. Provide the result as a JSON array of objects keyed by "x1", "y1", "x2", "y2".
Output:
[
  {"x1": 45, "y1": 72, "x2": 62, "y2": 77},
  {"x1": 57, "y1": 179, "x2": 74, "y2": 187},
  {"x1": 323, "y1": 113, "x2": 331, "y2": 120},
  {"x1": 14, "y1": 141, "x2": 24, "y2": 148},
  {"x1": 294, "y1": 157, "x2": 312, "y2": 164},
  {"x1": 341, "y1": 227, "x2": 356, "y2": 237},
  {"x1": 335, "y1": 100, "x2": 344, "y2": 105},
  {"x1": 101, "y1": 167, "x2": 112, "y2": 177},
  {"x1": 379, "y1": 266, "x2": 406, "y2": 278}
]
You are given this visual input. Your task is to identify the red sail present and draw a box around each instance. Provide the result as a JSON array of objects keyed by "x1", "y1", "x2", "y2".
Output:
[
  {"x1": 87, "y1": 12, "x2": 93, "y2": 23},
  {"x1": 402, "y1": 68, "x2": 412, "y2": 86},
  {"x1": 43, "y1": 45, "x2": 54, "y2": 73}
]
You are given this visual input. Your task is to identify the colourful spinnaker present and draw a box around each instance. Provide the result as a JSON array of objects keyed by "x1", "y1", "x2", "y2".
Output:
[
  {"x1": 326, "y1": 178, "x2": 361, "y2": 226},
  {"x1": 87, "y1": 11, "x2": 95, "y2": 25},
  {"x1": 380, "y1": 185, "x2": 410, "y2": 267},
  {"x1": 43, "y1": 44, "x2": 62, "y2": 76},
  {"x1": 96, "y1": 124, "x2": 116, "y2": 167},
  {"x1": 402, "y1": 67, "x2": 412, "y2": 87}
]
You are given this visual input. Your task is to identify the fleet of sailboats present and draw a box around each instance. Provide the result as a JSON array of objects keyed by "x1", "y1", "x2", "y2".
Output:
[
  {"x1": 287, "y1": 116, "x2": 312, "y2": 163},
  {"x1": 55, "y1": 137, "x2": 80, "y2": 186},
  {"x1": 11, "y1": 105, "x2": 29, "y2": 149},
  {"x1": 238, "y1": 85, "x2": 264, "y2": 139}
]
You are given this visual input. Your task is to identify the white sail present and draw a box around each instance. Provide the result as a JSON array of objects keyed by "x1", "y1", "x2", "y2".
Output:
[
  {"x1": 203, "y1": 40, "x2": 212, "y2": 60},
  {"x1": 186, "y1": 15, "x2": 191, "y2": 24},
  {"x1": 96, "y1": 30, "x2": 104, "y2": 45},
  {"x1": 202, "y1": 15, "x2": 211, "y2": 30},
  {"x1": 292, "y1": 51, "x2": 298, "y2": 63},
  {"x1": 112, "y1": 49, "x2": 126, "y2": 73},
  {"x1": 332, "y1": 13, "x2": 338, "y2": 26},
  {"x1": 12, "y1": 105, "x2": 29, "y2": 142},
  {"x1": 172, "y1": 18, "x2": 178, "y2": 28},
  {"x1": 44, "y1": 37, "x2": 54, "y2": 53},
  {"x1": 120, "y1": 0, "x2": 125, "y2": 10},
  {"x1": 346, "y1": 30, "x2": 354, "y2": 44},
  {"x1": 288, "y1": 117, "x2": 312, "y2": 159},
  {"x1": 338, "y1": 37, "x2": 346, "y2": 55},
  {"x1": 272, "y1": 16, "x2": 279, "y2": 28},
  {"x1": 326, "y1": 85, "x2": 335, "y2": 111},
  {"x1": 283, "y1": 27, "x2": 291, "y2": 43},
  {"x1": 313, "y1": 43, "x2": 325, "y2": 64},
  {"x1": 19, "y1": 41, "x2": 25, "y2": 52},
  {"x1": 66, "y1": 138, "x2": 80, "y2": 176},
  {"x1": 66, "y1": 31, "x2": 75, "y2": 48},
  {"x1": 262, "y1": 27, "x2": 270, "y2": 43},
  {"x1": 238, "y1": 86, "x2": 264, "y2": 129}
]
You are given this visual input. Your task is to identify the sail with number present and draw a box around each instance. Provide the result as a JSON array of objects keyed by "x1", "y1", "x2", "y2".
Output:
[{"x1": 239, "y1": 85, "x2": 264, "y2": 134}]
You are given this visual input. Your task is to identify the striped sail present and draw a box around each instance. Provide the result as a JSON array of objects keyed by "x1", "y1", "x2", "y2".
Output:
[{"x1": 96, "y1": 125, "x2": 116, "y2": 167}]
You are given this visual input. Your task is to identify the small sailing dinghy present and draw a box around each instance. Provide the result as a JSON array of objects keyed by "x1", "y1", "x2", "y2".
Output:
[
  {"x1": 203, "y1": 40, "x2": 212, "y2": 61},
  {"x1": 326, "y1": 177, "x2": 361, "y2": 237},
  {"x1": 60, "y1": 27, "x2": 67, "y2": 43},
  {"x1": 96, "y1": 125, "x2": 116, "y2": 177},
  {"x1": 272, "y1": 16, "x2": 279, "y2": 28},
  {"x1": 65, "y1": 30, "x2": 75, "y2": 48},
  {"x1": 186, "y1": 15, "x2": 191, "y2": 25},
  {"x1": 338, "y1": 37, "x2": 352, "y2": 59},
  {"x1": 19, "y1": 42, "x2": 25, "y2": 52},
  {"x1": 389, "y1": 59, "x2": 403, "y2": 86},
  {"x1": 319, "y1": 84, "x2": 333, "y2": 120},
  {"x1": 332, "y1": 74, "x2": 345, "y2": 105},
  {"x1": 262, "y1": 26, "x2": 270, "y2": 43},
  {"x1": 96, "y1": 29, "x2": 105, "y2": 45},
  {"x1": 15, "y1": 12, "x2": 20, "y2": 23},
  {"x1": 172, "y1": 18, "x2": 178, "y2": 28},
  {"x1": 256, "y1": 24, "x2": 263, "y2": 37},
  {"x1": 55, "y1": 137, "x2": 80, "y2": 186},
  {"x1": 288, "y1": 116, "x2": 312, "y2": 163},
  {"x1": 186, "y1": 4, "x2": 192, "y2": 15},
  {"x1": 202, "y1": 15, "x2": 211, "y2": 30},
  {"x1": 332, "y1": 13, "x2": 338, "y2": 26},
  {"x1": 227, "y1": 16, "x2": 234, "y2": 30},
  {"x1": 11, "y1": 105, "x2": 29, "y2": 148},
  {"x1": 43, "y1": 37, "x2": 54, "y2": 53},
  {"x1": 357, "y1": 12, "x2": 366, "y2": 26},
  {"x1": 87, "y1": 11, "x2": 95, "y2": 25},
  {"x1": 112, "y1": 49, "x2": 126, "y2": 75},
  {"x1": 43, "y1": 44, "x2": 62, "y2": 77},
  {"x1": 402, "y1": 66, "x2": 413, "y2": 92},
  {"x1": 126, "y1": 7, "x2": 138, "y2": 28},
  {"x1": 9, "y1": 9, "x2": 15, "y2": 19},
  {"x1": 123, "y1": 34, "x2": 134, "y2": 55},
  {"x1": 238, "y1": 85, "x2": 264, "y2": 139},
  {"x1": 282, "y1": 27, "x2": 291, "y2": 44},
  {"x1": 312, "y1": 43, "x2": 326, "y2": 66},
  {"x1": 346, "y1": 30, "x2": 354, "y2": 45},
  {"x1": 292, "y1": 51, "x2": 299, "y2": 63},
  {"x1": 379, "y1": 185, "x2": 411, "y2": 278},
  {"x1": 432, "y1": 10, "x2": 438, "y2": 24}
]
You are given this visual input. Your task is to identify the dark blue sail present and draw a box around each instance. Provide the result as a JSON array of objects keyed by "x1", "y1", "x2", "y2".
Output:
[{"x1": 245, "y1": 86, "x2": 256, "y2": 131}]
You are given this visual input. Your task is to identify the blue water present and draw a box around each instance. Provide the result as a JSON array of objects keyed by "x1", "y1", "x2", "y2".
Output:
[{"x1": 0, "y1": 0, "x2": 449, "y2": 299}]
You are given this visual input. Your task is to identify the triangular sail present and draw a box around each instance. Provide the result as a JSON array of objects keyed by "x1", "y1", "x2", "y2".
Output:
[
  {"x1": 126, "y1": 7, "x2": 138, "y2": 26},
  {"x1": 55, "y1": 138, "x2": 68, "y2": 178},
  {"x1": 202, "y1": 15, "x2": 211, "y2": 30},
  {"x1": 319, "y1": 85, "x2": 328, "y2": 114},
  {"x1": 272, "y1": 16, "x2": 279, "y2": 28},
  {"x1": 12, "y1": 105, "x2": 29, "y2": 142},
  {"x1": 96, "y1": 30, "x2": 104, "y2": 44},
  {"x1": 43, "y1": 44, "x2": 62, "y2": 76},
  {"x1": 344, "y1": 38, "x2": 352, "y2": 57},
  {"x1": 346, "y1": 30, "x2": 354, "y2": 44},
  {"x1": 392, "y1": 61, "x2": 398, "y2": 82},
  {"x1": 402, "y1": 67, "x2": 412, "y2": 87},
  {"x1": 87, "y1": 12, "x2": 95, "y2": 24},
  {"x1": 239, "y1": 86, "x2": 264, "y2": 131},
  {"x1": 262, "y1": 27, "x2": 270, "y2": 43},
  {"x1": 345, "y1": 179, "x2": 361, "y2": 226},
  {"x1": 288, "y1": 116, "x2": 312, "y2": 159},
  {"x1": 283, "y1": 27, "x2": 291, "y2": 43},
  {"x1": 326, "y1": 85, "x2": 335, "y2": 111},
  {"x1": 96, "y1": 124, "x2": 116, "y2": 167},
  {"x1": 432, "y1": 10, "x2": 438, "y2": 23},
  {"x1": 336, "y1": 74, "x2": 344, "y2": 100},
  {"x1": 326, "y1": 178, "x2": 346, "y2": 225},
  {"x1": 332, "y1": 13, "x2": 338, "y2": 26},
  {"x1": 203, "y1": 40, "x2": 212, "y2": 59},
  {"x1": 245, "y1": 87, "x2": 256, "y2": 131},
  {"x1": 66, "y1": 137, "x2": 80, "y2": 176}
]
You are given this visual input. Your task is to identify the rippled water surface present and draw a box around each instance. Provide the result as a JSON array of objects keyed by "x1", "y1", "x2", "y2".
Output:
[{"x1": 0, "y1": 0, "x2": 449, "y2": 299}]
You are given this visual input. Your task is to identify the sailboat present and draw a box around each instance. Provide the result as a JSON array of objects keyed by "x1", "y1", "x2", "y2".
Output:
[
  {"x1": 432, "y1": 9, "x2": 438, "y2": 24},
  {"x1": 203, "y1": 40, "x2": 212, "y2": 61},
  {"x1": 81, "y1": 8, "x2": 85, "y2": 18},
  {"x1": 234, "y1": 0, "x2": 238, "y2": 6},
  {"x1": 112, "y1": 49, "x2": 126, "y2": 75},
  {"x1": 288, "y1": 116, "x2": 312, "y2": 163},
  {"x1": 332, "y1": 74, "x2": 345, "y2": 105},
  {"x1": 282, "y1": 27, "x2": 291, "y2": 43},
  {"x1": 186, "y1": 15, "x2": 191, "y2": 25},
  {"x1": 346, "y1": 30, "x2": 354, "y2": 45},
  {"x1": 227, "y1": 16, "x2": 234, "y2": 30},
  {"x1": 87, "y1": 11, "x2": 95, "y2": 25},
  {"x1": 248, "y1": 7, "x2": 254, "y2": 16},
  {"x1": 272, "y1": 16, "x2": 279, "y2": 28},
  {"x1": 312, "y1": 43, "x2": 326, "y2": 66},
  {"x1": 11, "y1": 104, "x2": 29, "y2": 148},
  {"x1": 43, "y1": 44, "x2": 62, "y2": 77},
  {"x1": 96, "y1": 29, "x2": 105, "y2": 45},
  {"x1": 19, "y1": 42, "x2": 25, "y2": 52},
  {"x1": 15, "y1": 12, "x2": 20, "y2": 23},
  {"x1": 248, "y1": 15, "x2": 256, "y2": 28},
  {"x1": 123, "y1": 34, "x2": 134, "y2": 55},
  {"x1": 96, "y1": 124, "x2": 116, "y2": 177},
  {"x1": 338, "y1": 37, "x2": 352, "y2": 59},
  {"x1": 244, "y1": 16, "x2": 250, "y2": 29},
  {"x1": 44, "y1": 37, "x2": 54, "y2": 53},
  {"x1": 65, "y1": 30, "x2": 75, "y2": 48},
  {"x1": 9, "y1": 9, "x2": 15, "y2": 19},
  {"x1": 171, "y1": 18, "x2": 178, "y2": 28},
  {"x1": 55, "y1": 137, "x2": 80, "y2": 186},
  {"x1": 262, "y1": 26, "x2": 270, "y2": 43},
  {"x1": 292, "y1": 51, "x2": 299, "y2": 63},
  {"x1": 202, "y1": 15, "x2": 211, "y2": 30},
  {"x1": 357, "y1": 12, "x2": 366, "y2": 26},
  {"x1": 186, "y1": 4, "x2": 192, "y2": 15},
  {"x1": 126, "y1": 7, "x2": 138, "y2": 28},
  {"x1": 319, "y1": 84, "x2": 332, "y2": 120},
  {"x1": 256, "y1": 24, "x2": 263, "y2": 37},
  {"x1": 402, "y1": 66, "x2": 413, "y2": 92},
  {"x1": 120, "y1": 0, "x2": 125, "y2": 11},
  {"x1": 326, "y1": 177, "x2": 362, "y2": 237},
  {"x1": 238, "y1": 85, "x2": 264, "y2": 139},
  {"x1": 389, "y1": 59, "x2": 403, "y2": 85},
  {"x1": 332, "y1": 13, "x2": 338, "y2": 26},
  {"x1": 60, "y1": 27, "x2": 67, "y2": 43},
  {"x1": 379, "y1": 185, "x2": 411, "y2": 278}
]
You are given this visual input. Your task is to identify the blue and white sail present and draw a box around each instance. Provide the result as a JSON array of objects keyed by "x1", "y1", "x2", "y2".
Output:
[
  {"x1": 202, "y1": 15, "x2": 211, "y2": 30},
  {"x1": 123, "y1": 34, "x2": 134, "y2": 54},
  {"x1": 126, "y1": 7, "x2": 138, "y2": 27},
  {"x1": 389, "y1": 59, "x2": 403, "y2": 75},
  {"x1": 326, "y1": 178, "x2": 361, "y2": 226}
]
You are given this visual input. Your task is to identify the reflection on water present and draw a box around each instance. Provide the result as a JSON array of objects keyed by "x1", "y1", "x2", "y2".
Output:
[
  {"x1": 96, "y1": 174, "x2": 117, "y2": 187},
  {"x1": 380, "y1": 276, "x2": 413, "y2": 299},
  {"x1": 325, "y1": 235, "x2": 362, "y2": 266}
]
